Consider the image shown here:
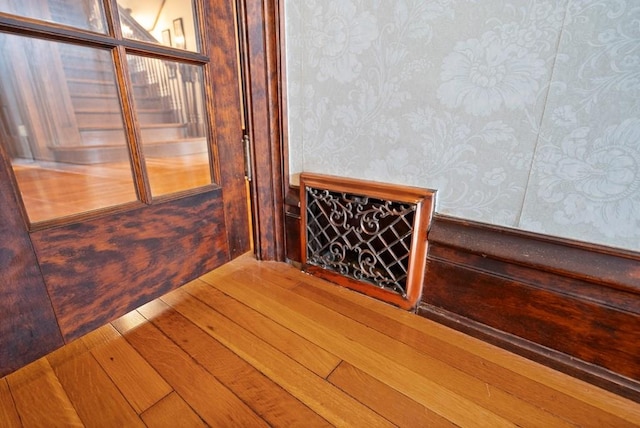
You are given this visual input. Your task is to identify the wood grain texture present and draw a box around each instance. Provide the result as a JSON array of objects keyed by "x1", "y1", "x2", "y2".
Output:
[
  {"x1": 89, "y1": 328, "x2": 172, "y2": 414},
  {"x1": 429, "y1": 215, "x2": 640, "y2": 294},
  {"x1": 0, "y1": 379, "x2": 20, "y2": 427},
  {"x1": 282, "y1": 195, "x2": 640, "y2": 401},
  {"x1": 183, "y1": 279, "x2": 341, "y2": 377},
  {"x1": 118, "y1": 312, "x2": 269, "y2": 427},
  {"x1": 141, "y1": 392, "x2": 206, "y2": 428},
  {"x1": 422, "y1": 215, "x2": 640, "y2": 401},
  {"x1": 2, "y1": 0, "x2": 251, "y2": 378},
  {"x1": 426, "y1": 249, "x2": 640, "y2": 376},
  {"x1": 241, "y1": 0, "x2": 286, "y2": 261},
  {"x1": 241, "y1": 273, "x2": 571, "y2": 427},
  {"x1": 138, "y1": 298, "x2": 332, "y2": 428},
  {"x1": 31, "y1": 191, "x2": 229, "y2": 342},
  {"x1": 6, "y1": 359, "x2": 83, "y2": 427},
  {"x1": 0, "y1": 148, "x2": 63, "y2": 377},
  {"x1": 51, "y1": 352, "x2": 145, "y2": 427},
  {"x1": 205, "y1": 0, "x2": 251, "y2": 258},
  {"x1": 328, "y1": 361, "x2": 457, "y2": 428},
  {"x1": 200, "y1": 271, "x2": 516, "y2": 427},
  {"x1": 2, "y1": 254, "x2": 639, "y2": 426},
  {"x1": 284, "y1": 186, "x2": 302, "y2": 262},
  {"x1": 289, "y1": 273, "x2": 636, "y2": 428},
  {"x1": 162, "y1": 287, "x2": 394, "y2": 427}
]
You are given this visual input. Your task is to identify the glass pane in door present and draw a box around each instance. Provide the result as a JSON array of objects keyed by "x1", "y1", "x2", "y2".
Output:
[
  {"x1": 117, "y1": 0, "x2": 200, "y2": 52},
  {"x1": 127, "y1": 55, "x2": 211, "y2": 197},
  {"x1": 0, "y1": 0, "x2": 106, "y2": 33},
  {"x1": 0, "y1": 34, "x2": 137, "y2": 223}
]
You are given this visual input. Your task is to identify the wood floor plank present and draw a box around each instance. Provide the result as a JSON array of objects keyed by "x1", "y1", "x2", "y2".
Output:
[
  {"x1": 120, "y1": 313, "x2": 270, "y2": 427},
  {"x1": 0, "y1": 378, "x2": 21, "y2": 427},
  {"x1": 274, "y1": 282, "x2": 574, "y2": 428},
  {"x1": 178, "y1": 282, "x2": 520, "y2": 428},
  {"x1": 185, "y1": 278, "x2": 341, "y2": 377},
  {"x1": 90, "y1": 330, "x2": 173, "y2": 414},
  {"x1": 6, "y1": 358, "x2": 83, "y2": 427},
  {"x1": 292, "y1": 277, "x2": 633, "y2": 428},
  {"x1": 138, "y1": 298, "x2": 333, "y2": 428},
  {"x1": 198, "y1": 271, "x2": 532, "y2": 427},
  {"x1": 141, "y1": 392, "x2": 206, "y2": 428},
  {"x1": 47, "y1": 324, "x2": 120, "y2": 370},
  {"x1": 161, "y1": 287, "x2": 396, "y2": 428},
  {"x1": 45, "y1": 337, "x2": 90, "y2": 370},
  {"x1": 329, "y1": 361, "x2": 458, "y2": 428},
  {"x1": 201, "y1": 256, "x2": 300, "y2": 290},
  {"x1": 263, "y1": 259, "x2": 640, "y2": 425},
  {"x1": 110, "y1": 309, "x2": 148, "y2": 335},
  {"x1": 52, "y1": 351, "x2": 144, "y2": 427},
  {"x1": 81, "y1": 323, "x2": 122, "y2": 349},
  {"x1": 3, "y1": 254, "x2": 639, "y2": 426}
]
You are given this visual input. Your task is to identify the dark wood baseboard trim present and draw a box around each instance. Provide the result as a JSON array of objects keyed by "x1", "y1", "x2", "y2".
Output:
[
  {"x1": 418, "y1": 303, "x2": 640, "y2": 403},
  {"x1": 423, "y1": 215, "x2": 640, "y2": 402}
]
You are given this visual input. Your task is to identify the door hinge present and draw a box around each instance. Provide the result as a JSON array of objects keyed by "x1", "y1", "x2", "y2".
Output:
[{"x1": 243, "y1": 133, "x2": 252, "y2": 182}]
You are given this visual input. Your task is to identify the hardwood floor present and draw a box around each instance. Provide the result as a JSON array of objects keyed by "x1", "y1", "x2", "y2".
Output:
[
  {"x1": 11, "y1": 153, "x2": 210, "y2": 223},
  {"x1": 2, "y1": 254, "x2": 639, "y2": 427}
]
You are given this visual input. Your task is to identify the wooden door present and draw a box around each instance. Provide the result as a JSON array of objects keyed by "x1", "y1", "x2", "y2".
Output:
[{"x1": 0, "y1": 0, "x2": 249, "y2": 376}]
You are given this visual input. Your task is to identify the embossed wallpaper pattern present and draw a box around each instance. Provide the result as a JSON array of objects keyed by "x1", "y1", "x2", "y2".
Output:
[{"x1": 284, "y1": 0, "x2": 640, "y2": 251}]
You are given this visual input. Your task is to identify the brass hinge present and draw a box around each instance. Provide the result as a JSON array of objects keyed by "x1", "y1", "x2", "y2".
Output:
[{"x1": 243, "y1": 133, "x2": 252, "y2": 182}]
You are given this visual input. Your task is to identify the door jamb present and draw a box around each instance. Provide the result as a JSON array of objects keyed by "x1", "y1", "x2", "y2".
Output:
[{"x1": 238, "y1": 0, "x2": 286, "y2": 261}]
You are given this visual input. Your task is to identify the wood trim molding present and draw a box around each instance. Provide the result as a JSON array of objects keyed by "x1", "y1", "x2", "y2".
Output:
[
  {"x1": 420, "y1": 303, "x2": 640, "y2": 402},
  {"x1": 240, "y1": 0, "x2": 286, "y2": 261},
  {"x1": 427, "y1": 216, "x2": 640, "y2": 295},
  {"x1": 206, "y1": 0, "x2": 251, "y2": 259},
  {"x1": 420, "y1": 214, "x2": 640, "y2": 402},
  {"x1": 0, "y1": 146, "x2": 64, "y2": 377}
]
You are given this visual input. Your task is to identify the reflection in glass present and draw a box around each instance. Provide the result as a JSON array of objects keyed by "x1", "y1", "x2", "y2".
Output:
[
  {"x1": 127, "y1": 55, "x2": 211, "y2": 197},
  {"x1": 0, "y1": 34, "x2": 136, "y2": 223},
  {"x1": 117, "y1": 0, "x2": 200, "y2": 52},
  {"x1": 0, "y1": 0, "x2": 106, "y2": 33}
]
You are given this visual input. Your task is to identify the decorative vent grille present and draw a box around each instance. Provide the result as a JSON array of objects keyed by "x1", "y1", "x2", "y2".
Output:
[
  {"x1": 300, "y1": 173, "x2": 435, "y2": 310},
  {"x1": 305, "y1": 187, "x2": 415, "y2": 297}
]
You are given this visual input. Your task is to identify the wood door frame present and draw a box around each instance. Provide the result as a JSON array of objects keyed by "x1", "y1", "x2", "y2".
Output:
[{"x1": 240, "y1": 0, "x2": 286, "y2": 262}]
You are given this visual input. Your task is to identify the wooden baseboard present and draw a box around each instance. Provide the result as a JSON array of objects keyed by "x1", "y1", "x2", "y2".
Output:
[
  {"x1": 423, "y1": 215, "x2": 640, "y2": 402},
  {"x1": 418, "y1": 303, "x2": 640, "y2": 402}
]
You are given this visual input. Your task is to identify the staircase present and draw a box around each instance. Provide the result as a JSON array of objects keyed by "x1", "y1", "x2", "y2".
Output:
[{"x1": 48, "y1": 6, "x2": 206, "y2": 164}]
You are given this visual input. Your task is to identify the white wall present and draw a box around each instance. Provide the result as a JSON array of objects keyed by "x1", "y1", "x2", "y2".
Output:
[
  {"x1": 285, "y1": 0, "x2": 640, "y2": 252},
  {"x1": 150, "y1": 0, "x2": 198, "y2": 52}
]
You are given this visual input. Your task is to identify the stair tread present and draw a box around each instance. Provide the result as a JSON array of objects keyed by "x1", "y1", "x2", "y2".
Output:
[
  {"x1": 67, "y1": 77, "x2": 149, "y2": 88},
  {"x1": 51, "y1": 138, "x2": 205, "y2": 150},
  {"x1": 80, "y1": 123, "x2": 187, "y2": 131},
  {"x1": 72, "y1": 94, "x2": 162, "y2": 102},
  {"x1": 76, "y1": 108, "x2": 171, "y2": 114}
]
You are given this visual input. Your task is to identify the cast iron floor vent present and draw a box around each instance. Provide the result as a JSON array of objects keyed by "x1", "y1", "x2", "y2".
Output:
[{"x1": 300, "y1": 173, "x2": 435, "y2": 310}]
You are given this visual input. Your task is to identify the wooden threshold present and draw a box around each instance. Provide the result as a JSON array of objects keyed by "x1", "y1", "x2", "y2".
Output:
[{"x1": 1, "y1": 254, "x2": 639, "y2": 427}]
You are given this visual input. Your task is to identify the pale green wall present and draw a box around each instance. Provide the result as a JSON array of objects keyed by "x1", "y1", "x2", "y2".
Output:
[{"x1": 285, "y1": 0, "x2": 640, "y2": 252}]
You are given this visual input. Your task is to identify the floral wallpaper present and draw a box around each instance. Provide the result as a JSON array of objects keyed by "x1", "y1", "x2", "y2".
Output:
[{"x1": 285, "y1": 0, "x2": 640, "y2": 251}]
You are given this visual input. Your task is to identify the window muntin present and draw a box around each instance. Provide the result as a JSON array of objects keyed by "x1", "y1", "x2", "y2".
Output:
[
  {"x1": 0, "y1": 34, "x2": 137, "y2": 222},
  {"x1": 0, "y1": 0, "x2": 213, "y2": 225},
  {"x1": 127, "y1": 56, "x2": 211, "y2": 197},
  {"x1": 0, "y1": 0, "x2": 107, "y2": 33}
]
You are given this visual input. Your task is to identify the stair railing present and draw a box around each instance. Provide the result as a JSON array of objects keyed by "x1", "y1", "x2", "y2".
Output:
[{"x1": 120, "y1": 8, "x2": 204, "y2": 139}]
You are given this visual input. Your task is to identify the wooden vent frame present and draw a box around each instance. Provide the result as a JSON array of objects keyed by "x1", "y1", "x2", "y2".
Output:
[{"x1": 300, "y1": 173, "x2": 436, "y2": 310}]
